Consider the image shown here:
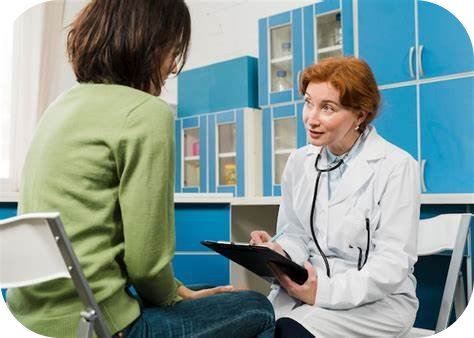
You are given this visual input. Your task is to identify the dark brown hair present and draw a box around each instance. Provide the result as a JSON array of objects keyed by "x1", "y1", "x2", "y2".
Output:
[
  {"x1": 300, "y1": 56, "x2": 380, "y2": 131},
  {"x1": 67, "y1": 0, "x2": 191, "y2": 95}
]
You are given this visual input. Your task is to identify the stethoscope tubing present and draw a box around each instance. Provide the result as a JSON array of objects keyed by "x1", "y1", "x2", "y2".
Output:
[{"x1": 310, "y1": 152, "x2": 344, "y2": 278}]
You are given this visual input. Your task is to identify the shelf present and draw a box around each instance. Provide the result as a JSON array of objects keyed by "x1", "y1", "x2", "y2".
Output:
[
  {"x1": 421, "y1": 194, "x2": 474, "y2": 205},
  {"x1": 175, "y1": 193, "x2": 233, "y2": 204},
  {"x1": 184, "y1": 156, "x2": 199, "y2": 161},
  {"x1": 2, "y1": 192, "x2": 472, "y2": 205},
  {"x1": 318, "y1": 45, "x2": 342, "y2": 54},
  {"x1": 232, "y1": 197, "x2": 281, "y2": 206},
  {"x1": 218, "y1": 152, "x2": 237, "y2": 158},
  {"x1": 274, "y1": 148, "x2": 294, "y2": 155},
  {"x1": 0, "y1": 192, "x2": 19, "y2": 203},
  {"x1": 270, "y1": 55, "x2": 292, "y2": 64}
]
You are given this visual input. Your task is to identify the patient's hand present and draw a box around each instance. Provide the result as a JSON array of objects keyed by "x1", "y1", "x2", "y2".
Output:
[
  {"x1": 177, "y1": 285, "x2": 234, "y2": 300},
  {"x1": 250, "y1": 230, "x2": 288, "y2": 258}
]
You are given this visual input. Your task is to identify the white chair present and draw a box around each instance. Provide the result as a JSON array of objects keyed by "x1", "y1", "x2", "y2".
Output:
[
  {"x1": 406, "y1": 213, "x2": 472, "y2": 337},
  {"x1": 0, "y1": 212, "x2": 111, "y2": 338}
]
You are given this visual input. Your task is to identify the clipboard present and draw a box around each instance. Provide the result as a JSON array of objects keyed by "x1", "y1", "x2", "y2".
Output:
[{"x1": 201, "y1": 240, "x2": 308, "y2": 285}]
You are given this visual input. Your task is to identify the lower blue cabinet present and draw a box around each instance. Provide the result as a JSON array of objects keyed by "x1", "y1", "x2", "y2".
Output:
[
  {"x1": 420, "y1": 77, "x2": 474, "y2": 193},
  {"x1": 172, "y1": 254, "x2": 229, "y2": 286}
]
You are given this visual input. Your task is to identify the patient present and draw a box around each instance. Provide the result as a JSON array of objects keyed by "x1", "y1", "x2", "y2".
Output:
[{"x1": 7, "y1": 1, "x2": 274, "y2": 337}]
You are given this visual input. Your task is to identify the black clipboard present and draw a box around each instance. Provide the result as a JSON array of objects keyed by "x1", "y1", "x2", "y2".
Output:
[{"x1": 201, "y1": 240, "x2": 308, "y2": 285}]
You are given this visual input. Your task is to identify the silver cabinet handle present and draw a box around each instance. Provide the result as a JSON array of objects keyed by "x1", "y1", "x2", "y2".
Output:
[
  {"x1": 418, "y1": 45, "x2": 425, "y2": 77},
  {"x1": 421, "y1": 159, "x2": 427, "y2": 192},
  {"x1": 409, "y1": 46, "x2": 415, "y2": 78}
]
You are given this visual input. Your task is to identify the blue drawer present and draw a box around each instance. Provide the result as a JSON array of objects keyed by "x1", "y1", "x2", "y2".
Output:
[
  {"x1": 175, "y1": 204, "x2": 230, "y2": 251},
  {"x1": 173, "y1": 254, "x2": 229, "y2": 286}
]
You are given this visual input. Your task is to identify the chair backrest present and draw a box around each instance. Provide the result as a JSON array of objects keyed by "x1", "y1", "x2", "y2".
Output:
[
  {"x1": 0, "y1": 212, "x2": 69, "y2": 287},
  {"x1": 416, "y1": 213, "x2": 472, "y2": 333},
  {"x1": 0, "y1": 213, "x2": 111, "y2": 338},
  {"x1": 417, "y1": 213, "x2": 471, "y2": 256}
]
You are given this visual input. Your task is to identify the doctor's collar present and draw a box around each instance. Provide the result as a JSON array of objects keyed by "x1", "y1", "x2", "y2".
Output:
[{"x1": 306, "y1": 125, "x2": 384, "y2": 160}]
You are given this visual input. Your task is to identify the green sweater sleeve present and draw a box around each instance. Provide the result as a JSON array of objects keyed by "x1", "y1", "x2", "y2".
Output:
[{"x1": 116, "y1": 98, "x2": 181, "y2": 306}]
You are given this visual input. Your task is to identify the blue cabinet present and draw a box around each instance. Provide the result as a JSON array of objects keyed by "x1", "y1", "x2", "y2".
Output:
[
  {"x1": 375, "y1": 86, "x2": 418, "y2": 159},
  {"x1": 420, "y1": 77, "x2": 474, "y2": 193},
  {"x1": 258, "y1": 9, "x2": 304, "y2": 106},
  {"x1": 359, "y1": 0, "x2": 416, "y2": 86},
  {"x1": 174, "y1": 203, "x2": 231, "y2": 285},
  {"x1": 176, "y1": 108, "x2": 262, "y2": 197},
  {"x1": 359, "y1": 0, "x2": 472, "y2": 86},
  {"x1": 175, "y1": 116, "x2": 208, "y2": 193},
  {"x1": 418, "y1": 1, "x2": 474, "y2": 79},
  {"x1": 262, "y1": 102, "x2": 306, "y2": 196},
  {"x1": 259, "y1": 0, "x2": 355, "y2": 107}
]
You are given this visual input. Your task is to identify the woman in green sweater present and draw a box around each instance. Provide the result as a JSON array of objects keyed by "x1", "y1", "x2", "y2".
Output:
[{"x1": 7, "y1": 0, "x2": 275, "y2": 337}]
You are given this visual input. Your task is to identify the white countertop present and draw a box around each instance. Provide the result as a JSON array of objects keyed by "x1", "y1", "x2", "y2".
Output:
[{"x1": 1, "y1": 192, "x2": 473, "y2": 205}]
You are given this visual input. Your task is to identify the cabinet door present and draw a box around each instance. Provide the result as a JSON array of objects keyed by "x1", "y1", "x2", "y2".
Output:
[
  {"x1": 418, "y1": 1, "x2": 474, "y2": 79},
  {"x1": 375, "y1": 86, "x2": 418, "y2": 159},
  {"x1": 358, "y1": 0, "x2": 416, "y2": 86},
  {"x1": 173, "y1": 255, "x2": 229, "y2": 286},
  {"x1": 420, "y1": 77, "x2": 474, "y2": 193}
]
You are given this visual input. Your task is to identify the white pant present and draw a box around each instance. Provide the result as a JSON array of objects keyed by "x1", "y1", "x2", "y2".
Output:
[{"x1": 270, "y1": 290, "x2": 418, "y2": 337}]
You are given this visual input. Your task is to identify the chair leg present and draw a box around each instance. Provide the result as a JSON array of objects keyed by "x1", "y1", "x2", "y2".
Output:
[
  {"x1": 77, "y1": 309, "x2": 96, "y2": 338},
  {"x1": 454, "y1": 272, "x2": 467, "y2": 319}
]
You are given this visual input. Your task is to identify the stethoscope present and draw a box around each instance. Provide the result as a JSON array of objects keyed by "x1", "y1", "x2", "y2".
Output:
[{"x1": 309, "y1": 148, "x2": 370, "y2": 278}]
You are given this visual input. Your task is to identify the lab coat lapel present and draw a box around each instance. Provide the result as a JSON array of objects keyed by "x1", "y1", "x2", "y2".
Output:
[{"x1": 329, "y1": 127, "x2": 385, "y2": 206}]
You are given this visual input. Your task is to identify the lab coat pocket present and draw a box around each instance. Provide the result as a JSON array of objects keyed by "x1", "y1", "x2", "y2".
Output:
[
  {"x1": 327, "y1": 209, "x2": 362, "y2": 261},
  {"x1": 327, "y1": 209, "x2": 367, "y2": 260}
]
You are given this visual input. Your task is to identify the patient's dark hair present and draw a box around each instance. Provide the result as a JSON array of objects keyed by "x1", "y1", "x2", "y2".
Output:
[{"x1": 67, "y1": 0, "x2": 191, "y2": 95}]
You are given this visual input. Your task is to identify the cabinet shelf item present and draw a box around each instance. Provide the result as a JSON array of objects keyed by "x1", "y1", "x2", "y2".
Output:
[{"x1": 270, "y1": 56, "x2": 293, "y2": 64}]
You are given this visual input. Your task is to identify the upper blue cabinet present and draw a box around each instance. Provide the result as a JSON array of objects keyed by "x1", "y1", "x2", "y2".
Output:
[
  {"x1": 359, "y1": 0, "x2": 473, "y2": 86},
  {"x1": 176, "y1": 57, "x2": 262, "y2": 196},
  {"x1": 178, "y1": 56, "x2": 258, "y2": 117},
  {"x1": 258, "y1": 0, "x2": 355, "y2": 107}
]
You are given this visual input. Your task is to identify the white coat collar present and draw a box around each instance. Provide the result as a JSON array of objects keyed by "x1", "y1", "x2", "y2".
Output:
[
  {"x1": 304, "y1": 125, "x2": 386, "y2": 206},
  {"x1": 305, "y1": 125, "x2": 385, "y2": 160}
]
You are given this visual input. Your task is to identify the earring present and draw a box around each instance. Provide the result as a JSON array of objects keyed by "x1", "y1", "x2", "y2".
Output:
[{"x1": 355, "y1": 125, "x2": 360, "y2": 131}]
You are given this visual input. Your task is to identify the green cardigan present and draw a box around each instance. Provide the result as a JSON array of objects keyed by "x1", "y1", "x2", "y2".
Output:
[{"x1": 7, "y1": 84, "x2": 182, "y2": 337}]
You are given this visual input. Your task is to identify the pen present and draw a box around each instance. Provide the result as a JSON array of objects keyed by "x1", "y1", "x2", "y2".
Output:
[{"x1": 268, "y1": 224, "x2": 289, "y2": 243}]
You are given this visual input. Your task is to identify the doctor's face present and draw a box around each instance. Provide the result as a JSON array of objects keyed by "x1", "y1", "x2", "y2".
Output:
[{"x1": 303, "y1": 81, "x2": 362, "y2": 154}]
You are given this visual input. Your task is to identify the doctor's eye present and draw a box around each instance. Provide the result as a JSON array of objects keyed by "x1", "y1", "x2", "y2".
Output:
[
  {"x1": 321, "y1": 104, "x2": 335, "y2": 113},
  {"x1": 304, "y1": 98, "x2": 314, "y2": 109}
]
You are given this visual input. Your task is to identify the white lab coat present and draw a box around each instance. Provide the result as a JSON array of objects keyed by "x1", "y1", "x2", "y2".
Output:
[{"x1": 269, "y1": 126, "x2": 420, "y2": 337}]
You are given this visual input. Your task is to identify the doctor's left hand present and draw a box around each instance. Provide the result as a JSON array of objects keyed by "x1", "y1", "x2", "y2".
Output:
[{"x1": 269, "y1": 261, "x2": 318, "y2": 306}]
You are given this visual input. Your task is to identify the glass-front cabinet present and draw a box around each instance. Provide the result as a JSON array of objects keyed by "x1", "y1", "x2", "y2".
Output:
[
  {"x1": 262, "y1": 103, "x2": 306, "y2": 196},
  {"x1": 175, "y1": 108, "x2": 262, "y2": 197},
  {"x1": 183, "y1": 127, "x2": 200, "y2": 188},
  {"x1": 175, "y1": 115, "x2": 208, "y2": 193},
  {"x1": 270, "y1": 24, "x2": 293, "y2": 93},
  {"x1": 316, "y1": 10, "x2": 343, "y2": 61},
  {"x1": 273, "y1": 117, "x2": 297, "y2": 185},
  {"x1": 217, "y1": 123, "x2": 237, "y2": 187}
]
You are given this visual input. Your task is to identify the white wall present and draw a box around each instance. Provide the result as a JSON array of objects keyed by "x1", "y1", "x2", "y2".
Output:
[{"x1": 54, "y1": 0, "x2": 316, "y2": 105}]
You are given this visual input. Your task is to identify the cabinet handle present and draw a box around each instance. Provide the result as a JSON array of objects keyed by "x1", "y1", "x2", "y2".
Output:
[
  {"x1": 418, "y1": 45, "x2": 425, "y2": 77},
  {"x1": 421, "y1": 159, "x2": 427, "y2": 193},
  {"x1": 409, "y1": 46, "x2": 415, "y2": 78}
]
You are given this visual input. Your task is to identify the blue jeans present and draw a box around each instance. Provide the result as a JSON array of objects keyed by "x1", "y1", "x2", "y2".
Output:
[{"x1": 122, "y1": 284, "x2": 275, "y2": 338}]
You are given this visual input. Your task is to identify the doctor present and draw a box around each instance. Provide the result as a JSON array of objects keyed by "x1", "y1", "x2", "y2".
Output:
[{"x1": 251, "y1": 56, "x2": 420, "y2": 337}]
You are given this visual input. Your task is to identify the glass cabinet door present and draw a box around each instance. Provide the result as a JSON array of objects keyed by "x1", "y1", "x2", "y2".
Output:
[
  {"x1": 183, "y1": 127, "x2": 200, "y2": 187},
  {"x1": 316, "y1": 11, "x2": 343, "y2": 61},
  {"x1": 270, "y1": 24, "x2": 293, "y2": 92},
  {"x1": 273, "y1": 117, "x2": 297, "y2": 185},
  {"x1": 217, "y1": 123, "x2": 237, "y2": 186}
]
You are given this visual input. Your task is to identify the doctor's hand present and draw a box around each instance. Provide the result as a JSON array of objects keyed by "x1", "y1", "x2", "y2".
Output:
[
  {"x1": 250, "y1": 230, "x2": 287, "y2": 258},
  {"x1": 177, "y1": 285, "x2": 235, "y2": 300},
  {"x1": 269, "y1": 261, "x2": 318, "y2": 306}
]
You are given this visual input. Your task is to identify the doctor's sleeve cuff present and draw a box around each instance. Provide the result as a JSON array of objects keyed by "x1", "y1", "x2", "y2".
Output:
[{"x1": 276, "y1": 237, "x2": 308, "y2": 266}]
